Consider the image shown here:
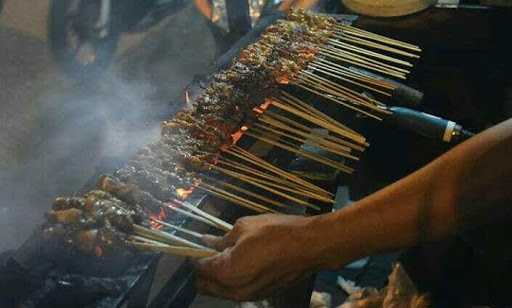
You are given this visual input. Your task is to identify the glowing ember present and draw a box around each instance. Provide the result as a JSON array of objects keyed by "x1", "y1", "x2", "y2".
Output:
[
  {"x1": 253, "y1": 100, "x2": 272, "y2": 113},
  {"x1": 176, "y1": 187, "x2": 195, "y2": 200},
  {"x1": 230, "y1": 126, "x2": 248, "y2": 145},
  {"x1": 149, "y1": 207, "x2": 168, "y2": 230}
]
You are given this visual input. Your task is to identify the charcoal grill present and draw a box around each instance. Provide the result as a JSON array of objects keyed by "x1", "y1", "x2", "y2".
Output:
[{"x1": 2, "y1": 4, "x2": 502, "y2": 307}]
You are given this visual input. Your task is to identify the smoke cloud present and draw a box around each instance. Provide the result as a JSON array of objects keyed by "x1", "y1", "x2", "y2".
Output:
[{"x1": 0, "y1": 3, "x2": 217, "y2": 253}]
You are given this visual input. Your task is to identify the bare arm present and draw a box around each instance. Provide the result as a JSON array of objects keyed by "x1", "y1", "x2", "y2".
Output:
[{"x1": 196, "y1": 118, "x2": 512, "y2": 301}]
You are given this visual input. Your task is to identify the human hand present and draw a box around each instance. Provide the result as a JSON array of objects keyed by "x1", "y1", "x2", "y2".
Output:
[{"x1": 194, "y1": 214, "x2": 325, "y2": 301}]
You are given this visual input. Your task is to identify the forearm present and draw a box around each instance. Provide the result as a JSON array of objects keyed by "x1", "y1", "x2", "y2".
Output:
[{"x1": 308, "y1": 118, "x2": 512, "y2": 269}]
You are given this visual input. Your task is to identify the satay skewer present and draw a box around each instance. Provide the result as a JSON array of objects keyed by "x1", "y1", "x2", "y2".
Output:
[
  {"x1": 261, "y1": 110, "x2": 366, "y2": 151},
  {"x1": 274, "y1": 91, "x2": 367, "y2": 137},
  {"x1": 196, "y1": 183, "x2": 280, "y2": 214},
  {"x1": 202, "y1": 176, "x2": 289, "y2": 209},
  {"x1": 308, "y1": 64, "x2": 392, "y2": 96},
  {"x1": 299, "y1": 70, "x2": 383, "y2": 108},
  {"x1": 132, "y1": 224, "x2": 207, "y2": 250},
  {"x1": 206, "y1": 163, "x2": 325, "y2": 208},
  {"x1": 251, "y1": 124, "x2": 358, "y2": 162},
  {"x1": 318, "y1": 49, "x2": 407, "y2": 79},
  {"x1": 128, "y1": 241, "x2": 217, "y2": 259},
  {"x1": 276, "y1": 92, "x2": 370, "y2": 136},
  {"x1": 332, "y1": 33, "x2": 420, "y2": 58},
  {"x1": 270, "y1": 99, "x2": 370, "y2": 142},
  {"x1": 217, "y1": 158, "x2": 328, "y2": 196},
  {"x1": 311, "y1": 61, "x2": 396, "y2": 90},
  {"x1": 335, "y1": 24, "x2": 421, "y2": 52},
  {"x1": 293, "y1": 81, "x2": 383, "y2": 121},
  {"x1": 165, "y1": 203, "x2": 229, "y2": 231},
  {"x1": 170, "y1": 198, "x2": 234, "y2": 231},
  {"x1": 314, "y1": 58, "x2": 397, "y2": 90},
  {"x1": 226, "y1": 146, "x2": 333, "y2": 197},
  {"x1": 218, "y1": 157, "x2": 332, "y2": 197},
  {"x1": 298, "y1": 71, "x2": 388, "y2": 114},
  {"x1": 215, "y1": 162, "x2": 333, "y2": 205},
  {"x1": 300, "y1": 72, "x2": 391, "y2": 117},
  {"x1": 150, "y1": 218, "x2": 204, "y2": 239},
  {"x1": 326, "y1": 39, "x2": 414, "y2": 68},
  {"x1": 244, "y1": 131, "x2": 354, "y2": 174},
  {"x1": 257, "y1": 116, "x2": 355, "y2": 155}
]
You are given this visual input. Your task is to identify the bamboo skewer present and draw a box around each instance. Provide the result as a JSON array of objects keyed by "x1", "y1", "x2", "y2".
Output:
[
  {"x1": 150, "y1": 218, "x2": 204, "y2": 239},
  {"x1": 217, "y1": 158, "x2": 329, "y2": 197},
  {"x1": 300, "y1": 70, "x2": 388, "y2": 112},
  {"x1": 226, "y1": 146, "x2": 333, "y2": 197},
  {"x1": 309, "y1": 64, "x2": 392, "y2": 96},
  {"x1": 131, "y1": 235, "x2": 168, "y2": 246},
  {"x1": 259, "y1": 111, "x2": 365, "y2": 152},
  {"x1": 270, "y1": 98, "x2": 370, "y2": 142},
  {"x1": 320, "y1": 45, "x2": 409, "y2": 75},
  {"x1": 197, "y1": 182, "x2": 280, "y2": 214},
  {"x1": 171, "y1": 199, "x2": 234, "y2": 231},
  {"x1": 216, "y1": 160, "x2": 333, "y2": 204},
  {"x1": 203, "y1": 176, "x2": 289, "y2": 209},
  {"x1": 332, "y1": 33, "x2": 420, "y2": 59},
  {"x1": 258, "y1": 115, "x2": 353, "y2": 153},
  {"x1": 227, "y1": 146, "x2": 331, "y2": 194},
  {"x1": 128, "y1": 241, "x2": 217, "y2": 259},
  {"x1": 276, "y1": 91, "x2": 369, "y2": 137},
  {"x1": 299, "y1": 70, "x2": 380, "y2": 108},
  {"x1": 310, "y1": 62, "x2": 395, "y2": 92},
  {"x1": 292, "y1": 81, "x2": 383, "y2": 121},
  {"x1": 314, "y1": 58, "x2": 397, "y2": 90},
  {"x1": 244, "y1": 131, "x2": 354, "y2": 174},
  {"x1": 254, "y1": 119, "x2": 355, "y2": 156},
  {"x1": 207, "y1": 162, "x2": 325, "y2": 209},
  {"x1": 297, "y1": 75, "x2": 368, "y2": 111},
  {"x1": 335, "y1": 25, "x2": 421, "y2": 52},
  {"x1": 165, "y1": 203, "x2": 228, "y2": 231},
  {"x1": 278, "y1": 91, "x2": 378, "y2": 135},
  {"x1": 252, "y1": 124, "x2": 358, "y2": 162},
  {"x1": 273, "y1": 92, "x2": 363, "y2": 133},
  {"x1": 326, "y1": 39, "x2": 413, "y2": 68},
  {"x1": 263, "y1": 109, "x2": 362, "y2": 149},
  {"x1": 318, "y1": 49, "x2": 407, "y2": 79},
  {"x1": 132, "y1": 224, "x2": 207, "y2": 250}
]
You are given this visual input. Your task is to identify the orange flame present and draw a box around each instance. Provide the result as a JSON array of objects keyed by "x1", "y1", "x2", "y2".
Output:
[
  {"x1": 176, "y1": 187, "x2": 195, "y2": 200},
  {"x1": 230, "y1": 126, "x2": 248, "y2": 145},
  {"x1": 149, "y1": 207, "x2": 168, "y2": 230}
]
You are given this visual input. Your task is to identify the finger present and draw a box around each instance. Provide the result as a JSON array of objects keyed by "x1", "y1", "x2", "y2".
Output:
[
  {"x1": 194, "y1": 248, "x2": 232, "y2": 281},
  {"x1": 201, "y1": 234, "x2": 224, "y2": 250},
  {"x1": 202, "y1": 232, "x2": 238, "y2": 252}
]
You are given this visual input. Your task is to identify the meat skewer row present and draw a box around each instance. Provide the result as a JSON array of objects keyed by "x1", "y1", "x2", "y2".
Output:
[{"x1": 43, "y1": 10, "x2": 421, "y2": 258}]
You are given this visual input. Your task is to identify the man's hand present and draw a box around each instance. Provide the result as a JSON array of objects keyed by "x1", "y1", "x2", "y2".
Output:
[{"x1": 194, "y1": 214, "x2": 325, "y2": 301}]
